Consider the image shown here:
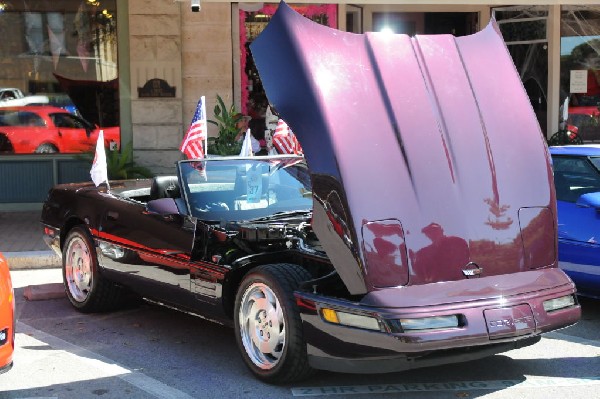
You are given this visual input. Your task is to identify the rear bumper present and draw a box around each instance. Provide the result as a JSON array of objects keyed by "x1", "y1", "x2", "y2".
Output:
[
  {"x1": 42, "y1": 225, "x2": 61, "y2": 256},
  {"x1": 0, "y1": 361, "x2": 12, "y2": 375},
  {"x1": 296, "y1": 269, "x2": 580, "y2": 374}
]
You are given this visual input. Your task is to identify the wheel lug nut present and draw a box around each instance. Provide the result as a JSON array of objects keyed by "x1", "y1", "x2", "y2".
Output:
[{"x1": 267, "y1": 332, "x2": 270, "y2": 339}]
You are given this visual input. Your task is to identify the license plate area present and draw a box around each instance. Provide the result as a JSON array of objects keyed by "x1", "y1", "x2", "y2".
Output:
[{"x1": 484, "y1": 304, "x2": 536, "y2": 340}]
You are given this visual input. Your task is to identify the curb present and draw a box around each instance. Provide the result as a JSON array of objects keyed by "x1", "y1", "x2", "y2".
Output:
[
  {"x1": 4, "y1": 251, "x2": 61, "y2": 270},
  {"x1": 23, "y1": 283, "x2": 65, "y2": 301}
]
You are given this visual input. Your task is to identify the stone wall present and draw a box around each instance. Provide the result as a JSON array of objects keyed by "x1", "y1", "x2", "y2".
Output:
[
  {"x1": 128, "y1": 1, "x2": 233, "y2": 174},
  {"x1": 181, "y1": 3, "x2": 234, "y2": 146}
]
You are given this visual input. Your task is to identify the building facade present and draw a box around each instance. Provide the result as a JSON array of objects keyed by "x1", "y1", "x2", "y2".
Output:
[{"x1": 0, "y1": 1, "x2": 599, "y2": 208}]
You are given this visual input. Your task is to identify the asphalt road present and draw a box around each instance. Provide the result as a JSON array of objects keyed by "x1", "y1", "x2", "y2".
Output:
[{"x1": 1, "y1": 268, "x2": 599, "y2": 399}]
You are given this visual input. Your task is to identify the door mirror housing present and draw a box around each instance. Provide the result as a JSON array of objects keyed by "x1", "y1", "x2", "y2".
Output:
[
  {"x1": 147, "y1": 198, "x2": 180, "y2": 215},
  {"x1": 576, "y1": 192, "x2": 600, "y2": 209}
]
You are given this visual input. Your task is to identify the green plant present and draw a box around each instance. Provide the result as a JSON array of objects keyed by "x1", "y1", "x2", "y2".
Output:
[
  {"x1": 106, "y1": 141, "x2": 154, "y2": 179},
  {"x1": 78, "y1": 141, "x2": 154, "y2": 180},
  {"x1": 207, "y1": 94, "x2": 243, "y2": 155}
]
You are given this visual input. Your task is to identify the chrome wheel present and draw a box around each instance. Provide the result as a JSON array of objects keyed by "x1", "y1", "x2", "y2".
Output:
[
  {"x1": 238, "y1": 282, "x2": 286, "y2": 370},
  {"x1": 35, "y1": 143, "x2": 58, "y2": 154},
  {"x1": 64, "y1": 235, "x2": 93, "y2": 303}
]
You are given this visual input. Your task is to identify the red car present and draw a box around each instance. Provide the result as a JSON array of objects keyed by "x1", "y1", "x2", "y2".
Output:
[
  {"x1": 0, "y1": 252, "x2": 14, "y2": 373},
  {"x1": 0, "y1": 106, "x2": 120, "y2": 154}
]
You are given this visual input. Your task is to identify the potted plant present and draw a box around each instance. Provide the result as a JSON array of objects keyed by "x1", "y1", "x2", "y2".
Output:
[
  {"x1": 207, "y1": 95, "x2": 243, "y2": 156},
  {"x1": 77, "y1": 141, "x2": 154, "y2": 180},
  {"x1": 106, "y1": 141, "x2": 154, "y2": 179}
]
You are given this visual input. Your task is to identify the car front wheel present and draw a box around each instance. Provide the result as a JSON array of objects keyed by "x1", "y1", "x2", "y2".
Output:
[
  {"x1": 234, "y1": 263, "x2": 314, "y2": 384},
  {"x1": 62, "y1": 226, "x2": 123, "y2": 312},
  {"x1": 35, "y1": 143, "x2": 58, "y2": 154}
]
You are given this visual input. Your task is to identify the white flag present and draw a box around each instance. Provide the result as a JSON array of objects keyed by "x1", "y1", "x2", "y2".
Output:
[
  {"x1": 562, "y1": 97, "x2": 570, "y2": 123},
  {"x1": 239, "y1": 128, "x2": 254, "y2": 157},
  {"x1": 90, "y1": 130, "x2": 108, "y2": 187}
]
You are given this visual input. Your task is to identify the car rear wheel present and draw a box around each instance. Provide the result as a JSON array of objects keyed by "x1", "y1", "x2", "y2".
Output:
[
  {"x1": 35, "y1": 143, "x2": 58, "y2": 154},
  {"x1": 63, "y1": 226, "x2": 123, "y2": 312},
  {"x1": 234, "y1": 263, "x2": 315, "y2": 383},
  {"x1": 0, "y1": 134, "x2": 13, "y2": 153}
]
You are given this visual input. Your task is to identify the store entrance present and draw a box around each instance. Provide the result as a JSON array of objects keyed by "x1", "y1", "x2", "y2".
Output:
[
  {"x1": 424, "y1": 12, "x2": 478, "y2": 36},
  {"x1": 371, "y1": 12, "x2": 478, "y2": 36}
]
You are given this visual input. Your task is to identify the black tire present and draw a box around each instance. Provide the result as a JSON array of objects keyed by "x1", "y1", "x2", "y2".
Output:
[
  {"x1": 0, "y1": 133, "x2": 13, "y2": 153},
  {"x1": 35, "y1": 143, "x2": 58, "y2": 154},
  {"x1": 547, "y1": 130, "x2": 583, "y2": 146},
  {"x1": 62, "y1": 226, "x2": 123, "y2": 312},
  {"x1": 234, "y1": 263, "x2": 315, "y2": 384}
]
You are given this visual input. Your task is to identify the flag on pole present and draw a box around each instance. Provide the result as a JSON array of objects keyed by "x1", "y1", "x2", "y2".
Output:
[
  {"x1": 239, "y1": 129, "x2": 254, "y2": 157},
  {"x1": 562, "y1": 97, "x2": 569, "y2": 123},
  {"x1": 272, "y1": 119, "x2": 303, "y2": 155},
  {"x1": 90, "y1": 130, "x2": 108, "y2": 188},
  {"x1": 180, "y1": 96, "x2": 207, "y2": 159}
]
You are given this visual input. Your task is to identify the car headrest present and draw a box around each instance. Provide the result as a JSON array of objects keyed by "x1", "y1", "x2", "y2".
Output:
[{"x1": 150, "y1": 176, "x2": 181, "y2": 200}]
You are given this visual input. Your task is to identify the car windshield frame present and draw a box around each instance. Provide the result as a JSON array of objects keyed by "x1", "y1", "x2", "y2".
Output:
[
  {"x1": 588, "y1": 156, "x2": 600, "y2": 173},
  {"x1": 177, "y1": 155, "x2": 312, "y2": 222},
  {"x1": 552, "y1": 154, "x2": 600, "y2": 202},
  {"x1": 49, "y1": 112, "x2": 93, "y2": 130}
]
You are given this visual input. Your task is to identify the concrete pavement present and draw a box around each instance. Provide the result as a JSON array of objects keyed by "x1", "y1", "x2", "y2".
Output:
[
  {"x1": 0, "y1": 210, "x2": 60, "y2": 270},
  {"x1": 1, "y1": 210, "x2": 64, "y2": 300}
]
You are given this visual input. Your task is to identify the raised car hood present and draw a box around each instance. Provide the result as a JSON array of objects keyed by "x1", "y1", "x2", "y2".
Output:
[{"x1": 251, "y1": 3, "x2": 556, "y2": 295}]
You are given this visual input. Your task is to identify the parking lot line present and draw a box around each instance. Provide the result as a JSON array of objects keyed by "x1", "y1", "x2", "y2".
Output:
[
  {"x1": 16, "y1": 321, "x2": 195, "y2": 399},
  {"x1": 291, "y1": 376, "x2": 600, "y2": 396}
]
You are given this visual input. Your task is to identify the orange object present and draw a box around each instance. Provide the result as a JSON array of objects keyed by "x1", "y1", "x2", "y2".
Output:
[{"x1": 0, "y1": 252, "x2": 14, "y2": 373}]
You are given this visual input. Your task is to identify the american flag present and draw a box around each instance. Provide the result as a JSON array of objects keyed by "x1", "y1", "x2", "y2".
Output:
[
  {"x1": 180, "y1": 96, "x2": 207, "y2": 159},
  {"x1": 272, "y1": 119, "x2": 303, "y2": 155}
]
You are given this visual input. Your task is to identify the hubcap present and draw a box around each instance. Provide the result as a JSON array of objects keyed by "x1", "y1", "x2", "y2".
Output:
[
  {"x1": 65, "y1": 236, "x2": 93, "y2": 302},
  {"x1": 239, "y1": 282, "x2": 285, "y2": 370}
]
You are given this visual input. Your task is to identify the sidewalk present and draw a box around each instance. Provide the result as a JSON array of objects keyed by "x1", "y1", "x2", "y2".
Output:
[{"x1": 0, "y1": 211, "x2": 60, "y2": 269}]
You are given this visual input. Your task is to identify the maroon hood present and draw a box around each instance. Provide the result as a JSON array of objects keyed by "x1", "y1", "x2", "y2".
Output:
[{"x1": 251, "y1": 3, "x2": 556, "y2": 295}]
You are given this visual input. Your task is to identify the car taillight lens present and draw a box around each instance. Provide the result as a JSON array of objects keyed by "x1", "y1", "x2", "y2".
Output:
[{"x1": 543, "y1": 295, "x2": 576, "y2": 312}]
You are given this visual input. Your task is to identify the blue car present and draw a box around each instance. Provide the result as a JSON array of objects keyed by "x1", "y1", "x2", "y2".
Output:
[{"x1": 550, "y1": 145, "x2": 600, "y2": 298}]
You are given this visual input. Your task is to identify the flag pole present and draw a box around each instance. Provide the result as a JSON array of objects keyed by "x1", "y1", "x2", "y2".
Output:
[{"x1": 201, "y1": 95, "x2": 207, "y2": 156}]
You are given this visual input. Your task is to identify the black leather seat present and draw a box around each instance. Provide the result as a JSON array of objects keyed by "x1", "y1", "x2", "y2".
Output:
[{"x1": 150, "y1": 176, "x2": 181, "y2": 200}]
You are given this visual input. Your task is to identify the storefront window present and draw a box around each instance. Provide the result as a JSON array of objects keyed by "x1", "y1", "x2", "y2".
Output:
[
  {"x1": 240, "y1": 4, "x2": 336, "y2": 121},
  {"x1": 561, "y1": 6, "x2": 600, "y2": 142},
  {"x1": 494, "y1": 6, "x2": 549, "y2": 134},
  {"x1": 0, "y1": 0, "x2": 119, "y2": 154}
]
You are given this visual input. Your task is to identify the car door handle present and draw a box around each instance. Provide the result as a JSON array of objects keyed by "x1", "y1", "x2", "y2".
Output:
[{"x1": 107, "y1": 211, "x2": 119, "y2": 220}]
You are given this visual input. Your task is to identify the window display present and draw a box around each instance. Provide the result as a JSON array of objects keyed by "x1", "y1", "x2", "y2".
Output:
[
  {"x1": 240, "y1": 4, "x2": 336, "y2": 121},
  {"x1": 494, "y1": 6, "x2": 549, "y2": 134},
  {"x1": 561, "y1": 6, "x2": 600, "y2": 142},
  {"x1": 0, "y1": 0, "x2": 118, "y2": 154}
]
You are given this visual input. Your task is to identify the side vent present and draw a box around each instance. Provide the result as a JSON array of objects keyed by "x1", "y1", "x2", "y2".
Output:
[{"x1": 361, "y1": 219, "x2": 410, "y2": 288}]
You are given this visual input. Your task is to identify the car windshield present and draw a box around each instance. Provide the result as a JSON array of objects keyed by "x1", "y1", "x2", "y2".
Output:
[
  {"x1": 178, "y1": 157, "x2": 312, "y2": 221},
  {"x1": 50, "y1": 113, "x2": 92, "y2": 129},
  {"x1": 553, "y1": 155, "x2": 600, "y2": 202},
  {"x1": 588, "y1": 156, "x2": 600, "y2": 172}
]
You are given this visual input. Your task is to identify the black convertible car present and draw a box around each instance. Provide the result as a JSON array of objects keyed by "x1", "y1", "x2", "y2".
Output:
[{"x1": 42, "y1": 3, "x2": 580, "y2": 384}]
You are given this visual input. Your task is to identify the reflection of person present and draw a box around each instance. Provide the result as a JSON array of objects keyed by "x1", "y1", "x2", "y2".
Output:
[
  {"x1": 235, "y1": 114, "x2": 263, "y2": 154},
  {"x1": 410, "y1": 223, "x2": 469, "y2": 284},
  {"x1": 234, "y1": 114, "x2": 251, "y2": 142}
]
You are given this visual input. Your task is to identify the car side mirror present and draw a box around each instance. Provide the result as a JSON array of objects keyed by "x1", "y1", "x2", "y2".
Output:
[
  {"x1": 576, "y1": 192, "x2": 600, "y2": 210},
  {"x1": 147, "y1": 198, "x2": 180, "y2": 216}
]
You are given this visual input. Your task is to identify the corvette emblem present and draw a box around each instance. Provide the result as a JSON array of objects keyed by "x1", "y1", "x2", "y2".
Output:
[{"x1": 462, "y1": 262, "x2": 483, "y2": 278}]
